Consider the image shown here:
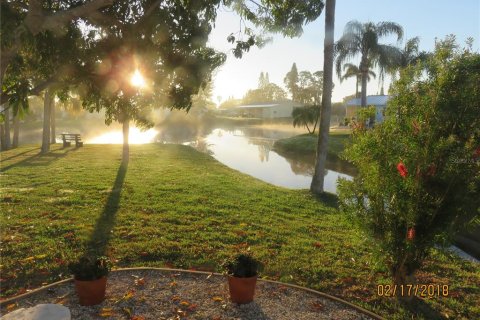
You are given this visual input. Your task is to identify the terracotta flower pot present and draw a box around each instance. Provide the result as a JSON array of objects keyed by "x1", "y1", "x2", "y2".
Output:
[
  {"x1": 228, "y1": 275, "x2": 257, "y2": 304},
  {"x1": 74, "y1": 276, "x2": 107, "y2": 306}
]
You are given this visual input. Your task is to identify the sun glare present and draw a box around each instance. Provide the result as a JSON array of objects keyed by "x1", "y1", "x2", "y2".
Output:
[
  {"x1": 89, "y1": 127, "x2": 158, "y2": 144},
  {"x1": 130, "y1": 69, "x2": 146, "y2": 88}
]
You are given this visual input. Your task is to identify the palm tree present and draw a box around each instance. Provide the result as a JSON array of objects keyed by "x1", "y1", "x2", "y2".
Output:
[
  {"x1": 310, "y1": 0, "x2": 335, "y2": 194},
  {"x1": 340, "y1": 63, "x2": 376, "y2": 98},
  {"x1": 389, "y1": 37, "x2": 430, "y2": 79},
  {"x1": 292, "y1": 106, "x2": 319, "y2": 134},
  {"x1": 335, "y1": 21, "x2": 403, "y2": 107}
]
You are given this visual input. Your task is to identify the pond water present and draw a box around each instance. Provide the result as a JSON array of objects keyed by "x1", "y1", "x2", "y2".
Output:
[
  {"x1": 82, "y1": 121, "x2": 354, "y2": 193},
  {"x1": 185, "y1": 128, "x2": 353, "y2": 193}
]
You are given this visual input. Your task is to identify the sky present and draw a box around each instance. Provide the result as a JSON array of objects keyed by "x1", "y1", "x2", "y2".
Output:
[{"x1": 207, "y1": 0, "x2": 480, "y2": 104}]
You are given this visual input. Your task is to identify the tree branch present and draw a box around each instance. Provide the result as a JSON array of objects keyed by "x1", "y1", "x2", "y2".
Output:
[{"x1": 40, "y1": 0, "x2": 115, "y2": 32}]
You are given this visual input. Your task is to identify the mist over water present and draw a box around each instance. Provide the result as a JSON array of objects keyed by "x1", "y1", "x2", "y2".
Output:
[{"x1": 16, "y1": 107, "x2": 354, "y2": 192}]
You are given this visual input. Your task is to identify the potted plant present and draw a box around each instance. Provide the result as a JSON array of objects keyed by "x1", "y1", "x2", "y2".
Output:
[
  {"x1": 68, "y1": 256, "x2": 111, "y2": 306},
  {"x1": 223, "y1": 254, "x2": 262, "y2": 304}
]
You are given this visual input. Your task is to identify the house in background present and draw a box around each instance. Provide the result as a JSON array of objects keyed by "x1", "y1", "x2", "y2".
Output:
[
  {"x1": 224, "y1": 101, "x2": 303, "y2": 119},
  {"x1": 345, "y1": 95, "x2": 391, "y2": 123}
]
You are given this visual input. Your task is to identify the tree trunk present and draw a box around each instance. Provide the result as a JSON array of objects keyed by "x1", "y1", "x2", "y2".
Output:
[
  {"x1": 393, "y1": 264, "x2": 416, "y2": 302},
  {"x1": 4, "y1": 106, "x2": 11, "y2": 150},
  {"x1": 0, "y1": 123, "x2": 5, "y2": 151},
  {"x1": 122, "y1": 119, "x2": 129, "y2": 163},
  {"x1": 12, "y1": 111, "x2": 20, "y2": 148},
  {"x1": 360, "y1": 60, "x2": 368, "y2": 107},
  {"x1": 50, "y1": 97, "x2": 56, "y2": 144},
  {"x1": 312, "y1": 118, "x2": 318, "y2": 134},
  {"x1": 355, "y1": 76, "x2": 360, "y2": 98},
  {"x1": 310, "y1": 0, "x2": 335, "y2": 194},
  {"x1": 41, "y1": 89, "x2": 52, "y2": 154}
]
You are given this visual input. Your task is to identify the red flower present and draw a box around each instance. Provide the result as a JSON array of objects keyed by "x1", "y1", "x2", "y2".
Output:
[
  {"x1": 407, "y1": 227, "x2": 415, "y2": 241},
  {"x1": 397, "y1": 162, "x2": 408, "y2": 178},
  {"x1": 427, "y1": 164, "x2": 437, "y2": 176},
  {"x1": 474, "y1": 147, "x2": 480, "y2": 159}
]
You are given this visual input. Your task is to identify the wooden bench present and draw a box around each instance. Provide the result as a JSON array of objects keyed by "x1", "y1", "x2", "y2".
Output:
[{"x1": 60, "y1": 133, "x2": 83, "y2": 147}]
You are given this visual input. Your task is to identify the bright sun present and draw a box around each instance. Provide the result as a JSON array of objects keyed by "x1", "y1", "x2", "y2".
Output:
[{"x1": 130, "y1": 69, "x2": 146, "y2": 88}]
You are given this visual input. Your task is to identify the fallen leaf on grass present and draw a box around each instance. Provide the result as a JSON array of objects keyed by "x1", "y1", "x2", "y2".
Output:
[
  {"x1": 131, "y1": 316, "x2": 145, "y2": 320},
  {"x1": 169, "y1": 281, "x2": 177, "y2": 287},
  {"x1": 180, "y1": 301, "x2": 190, "y2": 307},
  {"x1": 16, "y1": 288, "x2": 27, "y2": 295},
  {"x1": 99, "y1": 308, "x2": 114, "y2": 317},
  {"x1": 171, "y1": 295, "x2": 180, "y2": 302},
  {"x1": 212, "y1": 296, "x2": 223, "y2": 302},
  {"x1": 313, "y1": 242, "x2": 323, "y2": 248}
]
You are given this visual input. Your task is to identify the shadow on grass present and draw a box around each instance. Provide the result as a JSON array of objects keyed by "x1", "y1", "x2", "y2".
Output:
[
  {"x1": 0, "y1": 147, "x2": 39, "y2": 162},
  {"x1": 85, "y1": 159, "x2": 128, "y2": 256},
  {"x1": 0, "y1": 146, "x2": 79, "y2": 173},
  {"x1": 399, "y1": 297, "x2": 446, "y2": 320},
  {"x1": 312, "y1": 191, "x2": 339, "y2": 209}
]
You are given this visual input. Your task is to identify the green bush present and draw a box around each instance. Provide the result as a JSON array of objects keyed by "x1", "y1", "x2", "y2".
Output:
[{"x1": 338, "y1": 37, "x2": 480, "y2": 286}]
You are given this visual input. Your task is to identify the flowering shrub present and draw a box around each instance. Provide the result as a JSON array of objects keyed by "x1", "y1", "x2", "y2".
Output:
[{"x1": 338, "y1": 37, "x2": 480, "y2": 286}]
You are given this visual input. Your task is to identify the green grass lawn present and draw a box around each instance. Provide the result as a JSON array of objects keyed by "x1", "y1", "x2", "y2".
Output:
[
  {"x1": 1, "y1": 144, "x2": 478, "y2": 319},
  {"x1": 273, "y1": 132, "x2": 351, "y2": 160}
]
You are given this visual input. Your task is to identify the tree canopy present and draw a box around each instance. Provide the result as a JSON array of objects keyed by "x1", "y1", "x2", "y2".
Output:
[{"x1": 335, "y1": 20, "x2": 403, "y2": 106}]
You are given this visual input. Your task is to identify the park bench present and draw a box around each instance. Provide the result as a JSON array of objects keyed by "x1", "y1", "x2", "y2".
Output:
[{"x1": 60, "y1": 133, "x2": 83, "y2": 147}]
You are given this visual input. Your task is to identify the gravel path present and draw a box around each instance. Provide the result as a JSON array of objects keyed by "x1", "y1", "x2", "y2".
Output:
[{"x1": 1, "y1": 269, "x2": 379, "y2": 320}]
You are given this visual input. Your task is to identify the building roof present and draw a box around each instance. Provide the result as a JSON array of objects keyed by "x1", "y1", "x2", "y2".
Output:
[
  {"x1": 235, "y1": 103, "x2": 279, "y2": 109},
  {"x1": 346, "y1": 95, "x2": 391, "y2": 107},
  {"x1": 234, "y1": 100, "x2": 301, "y2": 109}
]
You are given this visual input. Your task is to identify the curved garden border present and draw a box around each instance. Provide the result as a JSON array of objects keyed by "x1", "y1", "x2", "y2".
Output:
[{"x1": 0, "y1": 267, "x2": 384, "y2": 320}]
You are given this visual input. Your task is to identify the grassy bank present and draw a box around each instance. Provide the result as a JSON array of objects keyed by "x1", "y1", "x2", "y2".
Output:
[
  {"x1": 1, "y1": 145, "x2": 478, "y2": 319},
  {"x1": 273, "y1": 132, "x2": 351, "y2": 160}
]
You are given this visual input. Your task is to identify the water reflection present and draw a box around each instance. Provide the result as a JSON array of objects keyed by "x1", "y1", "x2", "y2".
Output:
[{"x1": 188, "y1": 129, "x2": 353, "y2": 193}]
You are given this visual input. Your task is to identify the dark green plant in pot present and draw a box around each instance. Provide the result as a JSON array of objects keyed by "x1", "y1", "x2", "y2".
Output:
[
  {"x1": 223, "y1": 254, "x2": 262, "y2": 278},
  {"x1": 68, "y1": 256, "x2": 111, "y2": 281}
]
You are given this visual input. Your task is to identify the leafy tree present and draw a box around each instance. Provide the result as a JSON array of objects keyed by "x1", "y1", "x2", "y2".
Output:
[
  {"x1": 219, "y1": 96, "x2": 242, "y2": 109},
  {"x1": 340, "y1": 63, "x2": 376, "y2": 98},
  {"x1": 284, "y1": 63, "x2": 299, "y2": 101},
  {"x1": 296, "y1": 70, "x2": 323, "y2": 105},
  {"x1": 243, "y1": 76, "x2": 286, "y2": 104},
  {"x1": 292, "y1": 105, "x2": 319, "y2": 134},
  {"x1": 388, "y1": 37, "x2": 430, "y2": 80},
  {"x1": 338, "y1": 38, "x2": 480, "y2": 288},
  {"x1": 1, "y1": 0, "x2": 114, "y2": 100},
  {"x1": 258, "y1": 72, "x2": 266, "y2": 88},
  {"x1": 335, "y1": 20, "x2": 403, "y2": 107},
  {"x1": 191, "y1": 82, "x2": 216, "y2": 111},
  {"x1": 75, "y1": 1, "x2": 225, "y2": 161},
  {"x1": 310, "y1": 0, "x2": 335, "y2": 194},
  {"x1": 224, "y1": 1, "x2": 324, "y2": 58}
]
